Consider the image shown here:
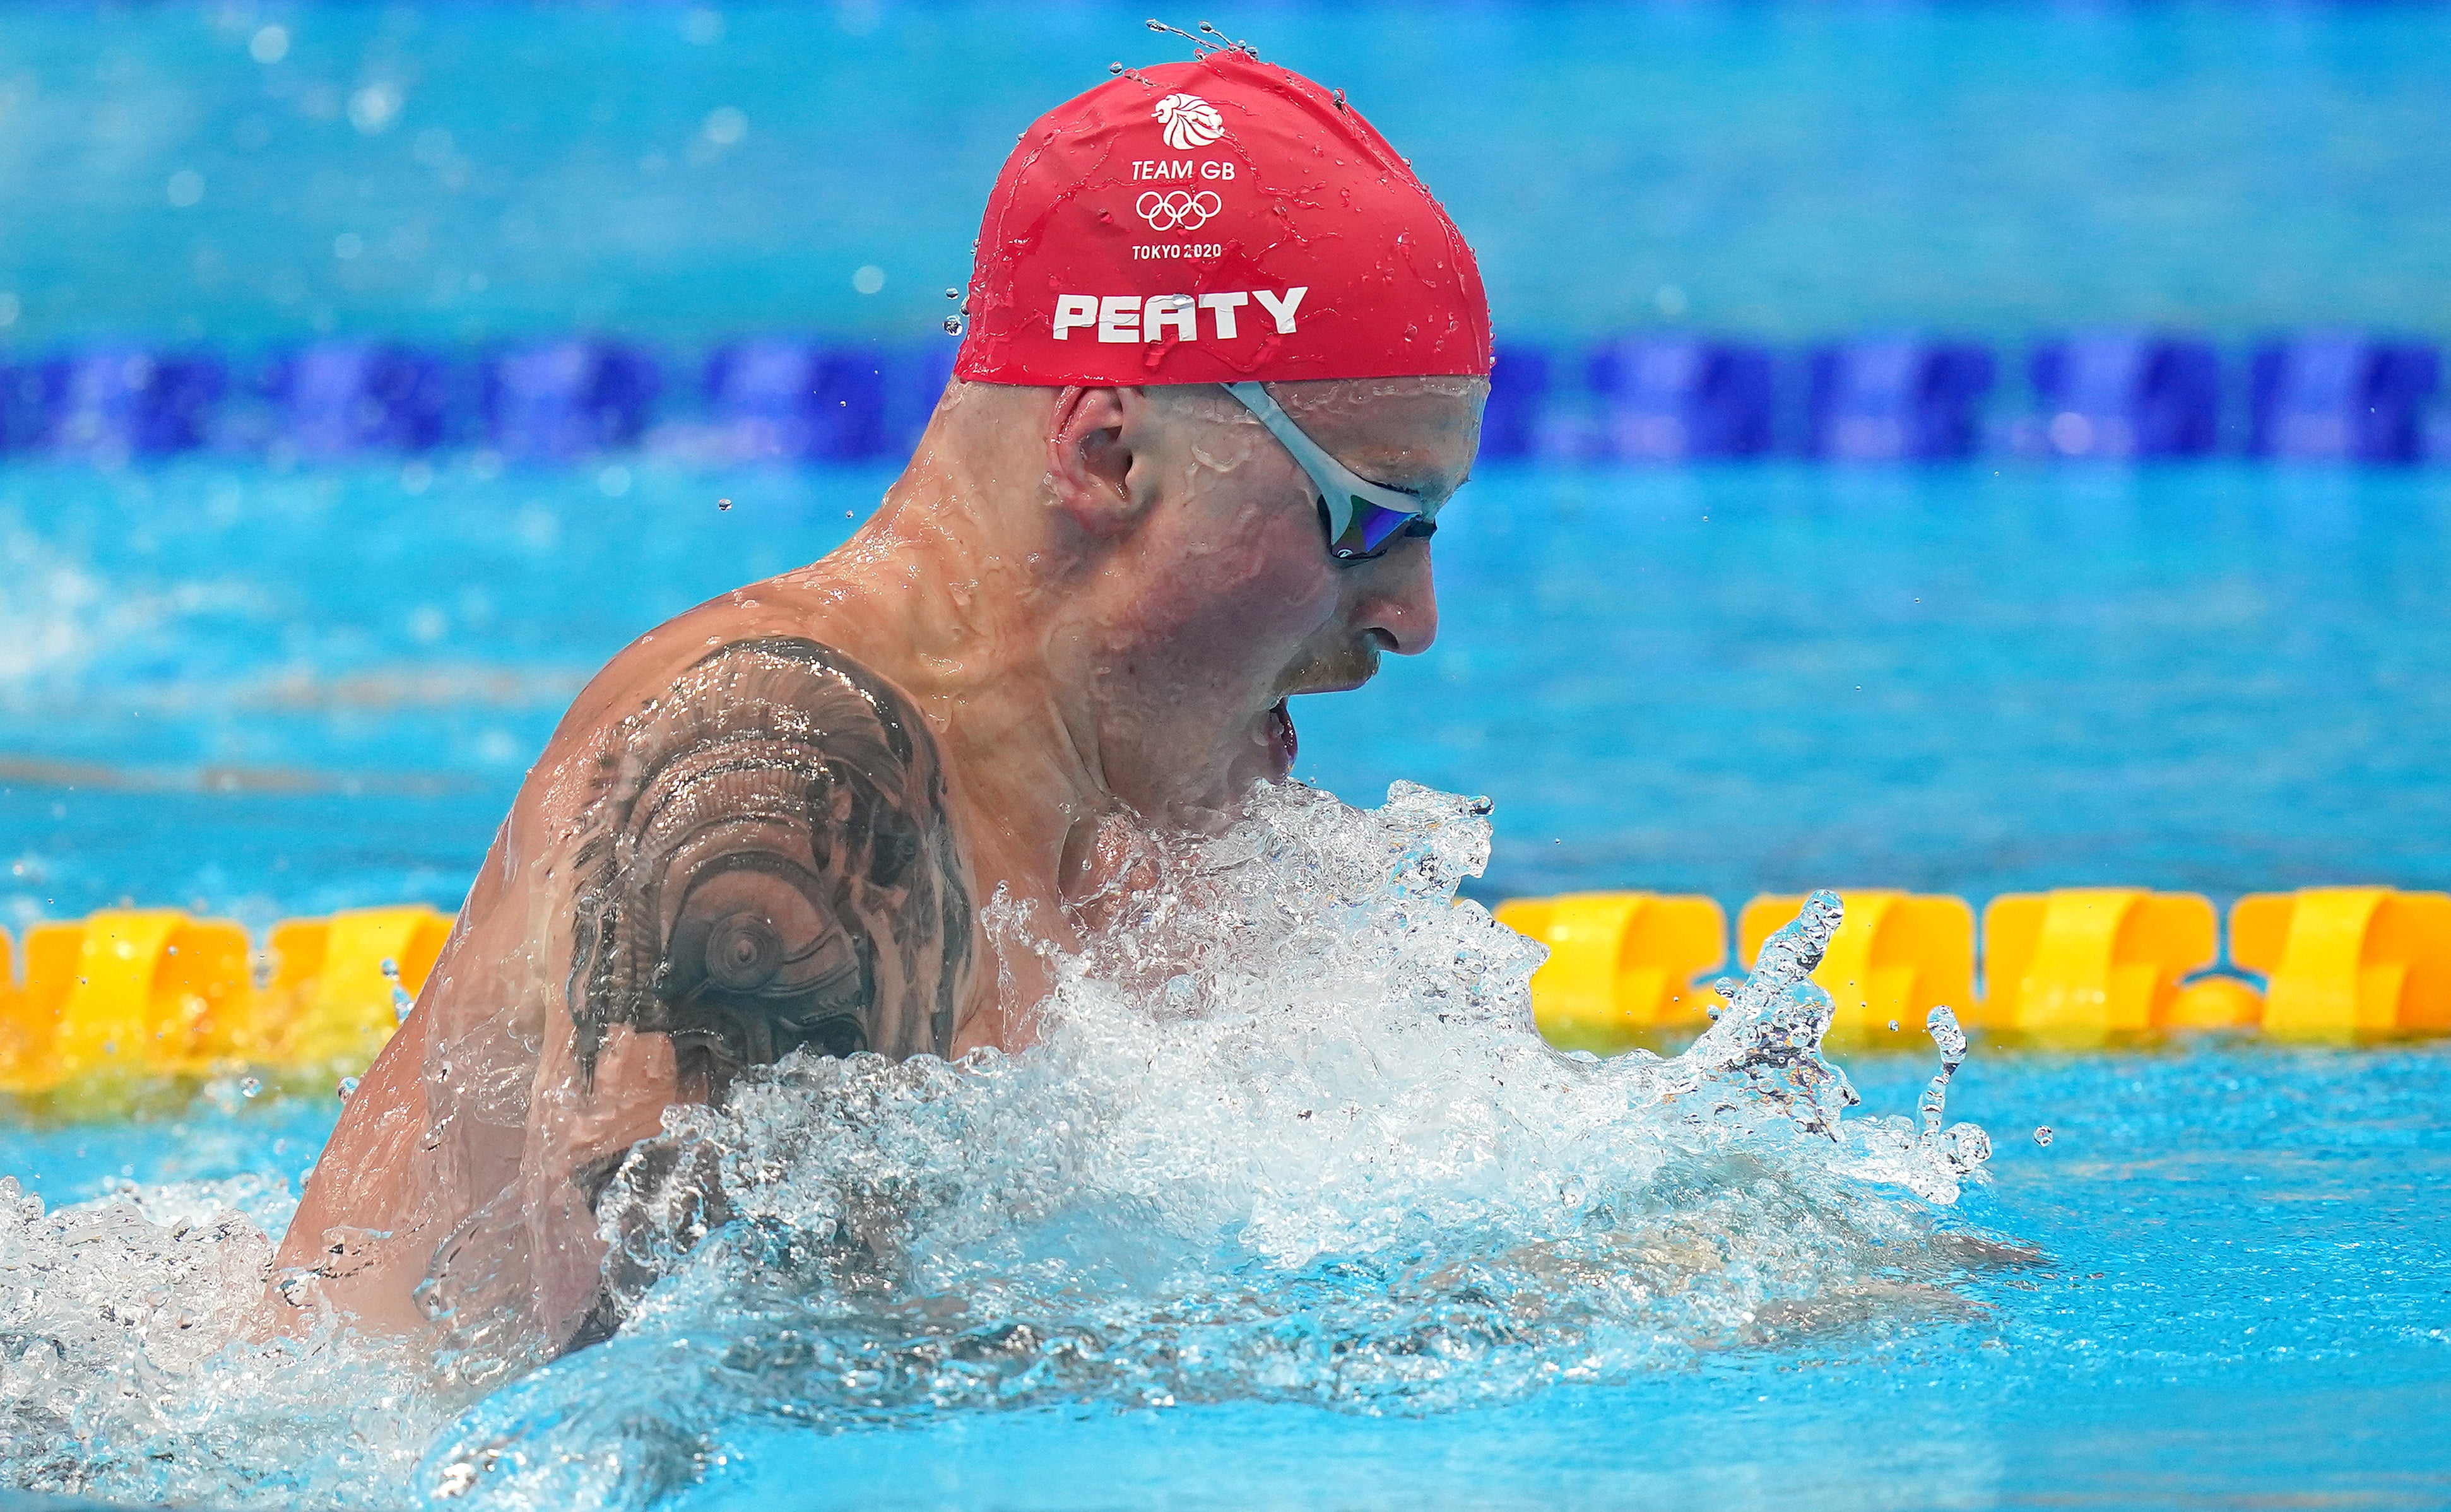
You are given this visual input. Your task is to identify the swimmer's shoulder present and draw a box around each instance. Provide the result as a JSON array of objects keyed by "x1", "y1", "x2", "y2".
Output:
[
  {"x1": 543, "y1": 576, "x2": 896, "y2": 752},
  {"x1": 507, "y1": 580, "x2": 981, "y2": 1094}
]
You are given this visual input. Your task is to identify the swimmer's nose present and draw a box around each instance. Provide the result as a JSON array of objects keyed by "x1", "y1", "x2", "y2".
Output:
[{"x1": 1354, "y1": 545, "x2": 1438, "y2": 656}]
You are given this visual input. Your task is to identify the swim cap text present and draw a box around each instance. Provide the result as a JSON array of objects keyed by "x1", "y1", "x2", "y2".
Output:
[{"x1": 1053, "y1": 287, "x2": 1308, "y2": 343}]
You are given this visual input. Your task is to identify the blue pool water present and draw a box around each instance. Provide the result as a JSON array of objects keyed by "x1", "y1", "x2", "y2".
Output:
[
  {"x1": 5, "y1": 459, "x2": 2448, "y2": 927},
  {"x1": 8, "y1": 3, "x2": 2451, "y2": 346},
  {"x1": 7, "y1": 1033, "x2": 2448, "y2": 1509},
  {"x1": 6, "y1": 2, "x2": 2451, "y2": 1507}
]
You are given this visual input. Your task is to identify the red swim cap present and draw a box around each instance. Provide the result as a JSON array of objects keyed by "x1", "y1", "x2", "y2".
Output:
[{"x1": 954, "y1": 50, "x2": 1492, "y2": 387}]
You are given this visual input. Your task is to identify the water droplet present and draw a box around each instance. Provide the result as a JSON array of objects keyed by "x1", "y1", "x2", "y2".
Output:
[
  {"x1": 337, "y1": 1076, "x2": 360, "y2": 1101},
  {"x1": 943, "y1": 316, "x2": 964, "y2": 335},
  {"x1": 1109, "y1": 61, "x2": 1124, "y2": 74},
  {"x1": 240, "y1": 1077, "x2": 262, "y2": 1099},
  {"x1": 716, "y1": 497, "x2": 733, "y2": 511},
  {"x1": 2034, "y1": 1125, "x2": 2054, "y2": 1147},
  {"x1": 944, "y1": 286, "x2": 959, "y2": 299},
  {"x1": 1925, "y1": 1005, "x2": 1968, "y2": 1066},
  {"x1": 379, "y1": 957, "x2": 399, "y2": 981},
  {"x1": 1887, "y1": 1019, "x2": 1900, "y2": 1032}
]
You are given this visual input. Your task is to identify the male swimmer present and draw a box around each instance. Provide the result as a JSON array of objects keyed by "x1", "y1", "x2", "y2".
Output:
[{"x1": 276, "y1": 47, "x2": 1492, "y2": 1359}]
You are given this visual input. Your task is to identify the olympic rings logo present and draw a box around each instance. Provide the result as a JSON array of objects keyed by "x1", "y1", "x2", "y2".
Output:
[{"x1": 1135, "y1": 190, "x2": 1223, "y2": 232}]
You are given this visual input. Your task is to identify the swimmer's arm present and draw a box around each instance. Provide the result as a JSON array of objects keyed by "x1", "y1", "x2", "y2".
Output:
[
  {"x1": 553, "y1": 632, "x2": 980, "y2": 1104},
  {"x1": 478, "y1": 632, "x2": 983, "y2": 1351},
  {"x1": 278, "y1": 630, "x2": 981, "y2": 1350}
]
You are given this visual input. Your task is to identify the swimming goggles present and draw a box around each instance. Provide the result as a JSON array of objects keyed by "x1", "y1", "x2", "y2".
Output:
[{"x1": 1224, "y1": 381, "x2": 1439, "y2": 563}]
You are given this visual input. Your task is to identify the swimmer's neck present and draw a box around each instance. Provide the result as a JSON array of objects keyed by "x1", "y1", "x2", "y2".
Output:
[{"x1": 767, "y1": 415, "x2": 1151, "y2": 894}]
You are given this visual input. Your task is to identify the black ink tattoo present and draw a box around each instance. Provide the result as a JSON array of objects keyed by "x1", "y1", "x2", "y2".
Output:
[{"x1": 567, "y1": 637, "x2": 974, "y2": 1099}]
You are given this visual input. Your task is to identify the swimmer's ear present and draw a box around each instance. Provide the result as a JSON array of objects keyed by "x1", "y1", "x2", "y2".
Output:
[{"x1": 1044, "y1": 385, "x2": 1147, "y2": 537}]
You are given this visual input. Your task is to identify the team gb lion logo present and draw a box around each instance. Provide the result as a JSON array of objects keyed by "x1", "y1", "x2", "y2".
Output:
[{"x1": 1152, "y1": 93, "x2": 1226, "y2": 151}]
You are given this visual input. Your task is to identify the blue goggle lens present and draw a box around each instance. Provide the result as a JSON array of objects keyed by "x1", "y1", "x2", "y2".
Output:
[{"x1": 1326, "y1": 496, "x2": 1432, "y2": 560}]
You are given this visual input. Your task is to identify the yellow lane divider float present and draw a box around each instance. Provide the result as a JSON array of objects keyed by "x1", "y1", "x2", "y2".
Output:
[
  {"x1": 2233, "y1": 887, "x2": 2451, "y2": 1042},
  {"x1": 1496, "y1": 885, "x2": 2448, "y2": 1052},
  {"x1": 0, "y1": 887, "x2": 2442, "y2": 1112},
  {"x1": 1978, "y1": 889, "x2": 2221, "y2": 1039},
  {"x1": 1491, "y1": 892, "x2": 1726, "y2": 1053},
  {"x1": 0, "y1": 906, "x2": 449, "y2": 1108},
  {"x1": 1739, "y1": 891, "x2": 1973, "y2": 1047}
]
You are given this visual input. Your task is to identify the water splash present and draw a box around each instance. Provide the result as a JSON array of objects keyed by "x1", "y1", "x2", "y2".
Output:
[
  {"x1": 420, "y1": 785, "x2": 1998, "y2": 1503},
  {"x1": 1, "y1": 782, "x2": 2002, "y2": 1509},
  {"x1": 0, "y1": 1174, "x2": 446, "y2": 1507}
]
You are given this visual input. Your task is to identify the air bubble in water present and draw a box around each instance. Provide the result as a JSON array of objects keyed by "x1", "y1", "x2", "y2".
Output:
[
  {"x1": 337, "y1": 1076, "x2": 360, "y2": 1101},
  {"x1": 716, "y1": 498, "x2": 733, "y2": 511},
  {"x1": 1888, "y1": 1019, "x2": 1899, "y2": 1032},
  {"x1": 2035, "y1": 1125, "x2": 2054, "y2": 1147},
  {"x1": 238, "y1": 1077, "x2": 261, "y2": 1099},
  {"x1": 943, "y1": 316, "x2": 964, "y2": 335}
]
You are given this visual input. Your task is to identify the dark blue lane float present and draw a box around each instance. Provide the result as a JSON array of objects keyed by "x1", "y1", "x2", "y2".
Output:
[
  {"x1": 703, "y1": 339, "x2": 954, "y2": 462},
  {"x1": 2249, "y1": 333, "x2": 2441, "y2": 463},
  {"x1": 483, "y1": 340, "x2": 661, "y2": 463},
  {"x1": 4, "y1": 350, "x2": 227, "y2": 459},
  {"x1": 1587, "y1": 337, "x2": 1776, "y2": 461},
  {"x1": 2029, "y1": 331, "x2": 2222, "y2": 459},
  {"x1": 0, "y1": 331, "x2": 2443, "y2": 465},
  {"x1": 268, "y1": 343, "x2": 453, "y2": 458},
  {"x1": 1805, "y1": 339, "x2": 1995, "y2": 461},
  {"x1": 1478, "y1": 343, "x2": 1550, "y2": 461}
]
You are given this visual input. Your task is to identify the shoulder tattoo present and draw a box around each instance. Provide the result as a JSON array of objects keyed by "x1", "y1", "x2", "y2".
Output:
[{"x1": 566, "y1": 636, "x2": 975, "y2": 1099}]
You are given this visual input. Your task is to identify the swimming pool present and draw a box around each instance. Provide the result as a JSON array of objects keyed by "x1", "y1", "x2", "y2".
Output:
[
  {"x1": 6, "y1": 454, "x2": 2448, "y2": 1508},
  {"x1": 6, "y1": 1, "x2": 2451, "y2": 1506}
]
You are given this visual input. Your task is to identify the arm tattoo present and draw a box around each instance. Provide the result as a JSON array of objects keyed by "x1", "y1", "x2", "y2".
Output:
[{"x1": 566, "y1": 636, "x2": 974, "y2": 1099}]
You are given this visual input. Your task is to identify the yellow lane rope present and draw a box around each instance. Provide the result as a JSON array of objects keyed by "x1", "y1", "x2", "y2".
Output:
[{"x1": 0, "y1": 887, "x2": 2440, "y2": 1113}]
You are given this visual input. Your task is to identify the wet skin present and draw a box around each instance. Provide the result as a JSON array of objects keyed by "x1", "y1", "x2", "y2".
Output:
[{"x1": 274, "y1": 375, "x2": 1485, "y2": 1357}]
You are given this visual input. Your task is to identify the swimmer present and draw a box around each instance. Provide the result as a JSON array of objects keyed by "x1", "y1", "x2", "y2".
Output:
[{"x1": 275, "y1": 48, "x2": 1492, "y2": 1361}]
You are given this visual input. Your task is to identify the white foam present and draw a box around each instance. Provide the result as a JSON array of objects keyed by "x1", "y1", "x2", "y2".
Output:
[{"x1": 1, "y1": 781, "x2": 1997, "y2": 1508}]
